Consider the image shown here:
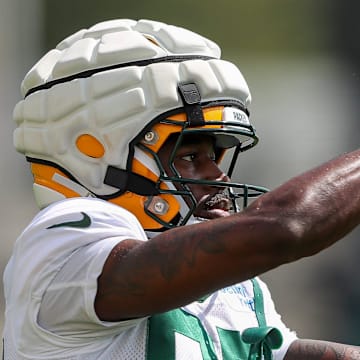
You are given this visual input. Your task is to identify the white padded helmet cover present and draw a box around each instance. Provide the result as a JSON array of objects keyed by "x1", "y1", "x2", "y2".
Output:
[{"x1": 13, "y1": 19, "x2": 251, "y2": 196}]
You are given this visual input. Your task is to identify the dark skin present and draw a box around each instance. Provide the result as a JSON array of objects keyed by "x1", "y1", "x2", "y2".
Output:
[{"x1": 95, "y1": 134, "x2": 360, "y2": 359}]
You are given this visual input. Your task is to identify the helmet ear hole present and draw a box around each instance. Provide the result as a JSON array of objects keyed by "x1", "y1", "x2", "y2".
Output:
[{"x1": 76, "y1": 134, "x2": 105, "y2": 158}]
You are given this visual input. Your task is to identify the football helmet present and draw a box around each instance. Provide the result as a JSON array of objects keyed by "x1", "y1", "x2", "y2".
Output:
[{"x1": 13, "y1": 19, "x2": 267, "y2": 232}]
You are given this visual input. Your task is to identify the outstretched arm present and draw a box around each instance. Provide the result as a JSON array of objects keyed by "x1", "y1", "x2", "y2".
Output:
[
  {"x1": 96, "y1": 149, "x2": 360, "y2": 320},
  {"x1": 284, "y1": 339, "x2": 360, "y2": 360}
]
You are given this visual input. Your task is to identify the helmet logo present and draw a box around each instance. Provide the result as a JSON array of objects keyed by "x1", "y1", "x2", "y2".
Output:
[{"x1": 223, "y1": 107, "x2": 250, "y2": 126}]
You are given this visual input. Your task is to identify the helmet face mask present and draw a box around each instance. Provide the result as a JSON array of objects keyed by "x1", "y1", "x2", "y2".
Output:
[
  {"x1": 13, "y1": 19, "x2": 268, "y2": 233},
  {"x1": 119, "y1": 104, "x2": 268, "y2": 232}
]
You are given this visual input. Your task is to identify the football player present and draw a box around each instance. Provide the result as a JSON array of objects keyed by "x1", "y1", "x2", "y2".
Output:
[{"x1": 3, "y1": 19, "x2": 360, "y2": 359}]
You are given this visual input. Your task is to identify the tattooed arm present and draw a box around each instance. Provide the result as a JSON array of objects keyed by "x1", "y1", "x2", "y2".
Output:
[
  {"x1": 284, "y1": 339, "x2": 360, "y2": 360},
  {"x1": 95, "y1": 149, "x2": 360, "y2": 321}
]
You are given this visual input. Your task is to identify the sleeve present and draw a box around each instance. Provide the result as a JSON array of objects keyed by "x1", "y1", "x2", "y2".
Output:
[
  {"x1": 37, "y1": 201, "x2": 148, "y2": 340},
  {"x1": 257, "y1": 277, "x2": 298, "y2": 360}
]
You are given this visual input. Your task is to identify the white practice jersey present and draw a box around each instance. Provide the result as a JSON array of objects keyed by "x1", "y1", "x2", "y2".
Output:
[{"x1": 3, "y1": 198, "x2": 297, "y2": 359}]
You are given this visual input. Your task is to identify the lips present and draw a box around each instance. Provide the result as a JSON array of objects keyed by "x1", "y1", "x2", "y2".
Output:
[{"x1": 194, "y1": 191, "x2": 232, "y2": 219}]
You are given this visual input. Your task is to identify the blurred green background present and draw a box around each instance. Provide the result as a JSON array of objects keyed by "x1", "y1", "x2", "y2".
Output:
[{"x1": 1, "y1": 0, "x2": 359, "y2": 352}]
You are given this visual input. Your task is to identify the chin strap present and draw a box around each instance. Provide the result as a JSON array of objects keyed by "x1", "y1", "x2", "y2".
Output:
[
  {"x1": 104, "y1": 166, "x2": 159, "y2": 196},
  {"x1": 104, "y1": 145, "x2": 161, "y2": 196}
]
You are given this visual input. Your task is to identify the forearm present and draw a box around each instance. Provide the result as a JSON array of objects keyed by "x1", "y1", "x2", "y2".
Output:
[
  {"x1": 284, "y1": 339, "x2": 360, "y2": 360},
  {"x1": 248, "y1": 148, "x2": 360, "y2": 259}
]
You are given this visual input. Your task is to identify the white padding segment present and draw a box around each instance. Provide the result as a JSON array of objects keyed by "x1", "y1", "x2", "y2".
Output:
[
  {"x1": 22, "y1": 92, "x2": 46, "y2": 123},
  {"x1": 53, "y1": 37, "x2": 98, "y2": 79},
  {"x1": 33, "y1": 183, "x2": 66, "y2": 209},
  {"x1": 90, "y1": 67, "x2": 142, "y2": 99},
  {"x1": 22, "y1": 50, "x2": 62, "y2": 95},
  {"x1": 94, "y1": 88, "x2": 146, "y2": 127},
  {"x1": 47, "y1": 80, "x2": 87, "y2": 121},
  {"x1": 209, "y1": 60, "x2": 251, "y2": 103},
  {"x1": 21, "y1": 19, "x2": 220, "y2": 95},
  {"x1": 98, "y1": 31, "x2": 166, "y2": 62},
  {"x1": 145, "y1": 63, "x2": 180, "y2": 107},
  {"x1": 180, "y1": 60, "x2": 222, "y2": 97}
]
